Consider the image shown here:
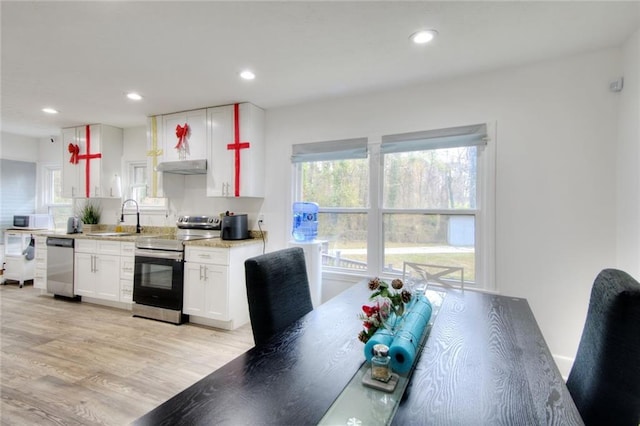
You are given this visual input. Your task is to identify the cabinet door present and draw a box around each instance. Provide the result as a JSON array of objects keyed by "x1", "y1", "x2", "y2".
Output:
[
  {"x1": 95, "y1": 254, "x2": 120, "y2": 301},
  {"x1": 146, "y1": 115, "x2": 165, "y2": 198},
  {"x1": 206, "y1": 106, "x2": 234, "y2": 197},
  {"x1": 61, "y1": 125, "x2": 122, "y2": 199},
  {"x1": 183, "y1": 262, "x2": 206, "y2": 316},
  {"x1": 206, "y1": 103, "x2": 264, "y2": 197},
  {"x1": 235, "y1": 103, "x2": 265, "y2": 197},
  {"x1": 62, "y1": 127, "x2": 80, "y2": 198},
  {"x1": 162, "y1": 109, "x2": 208, "y2": 161},
  {"x1": 83, "y1": 124, "x2": 103, "y2": 198},
  {"x1": 204, "y1": 264, "x2": 229, "y2": 320},
  {"x1": 74, "y1": 252, "x2": 95, "y2": 296},
  {"x1": 34, "y1": 237, "x2": 47, "y2": 290}
]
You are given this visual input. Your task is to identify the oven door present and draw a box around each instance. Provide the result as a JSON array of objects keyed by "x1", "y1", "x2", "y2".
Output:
[{"x1": 134, "y1": 249, "x2": 184, "y2": 311}]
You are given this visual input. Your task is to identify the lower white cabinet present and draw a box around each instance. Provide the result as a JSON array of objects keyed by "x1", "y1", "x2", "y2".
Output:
[
  {"x1": 74, "y1": 239, "x2": 121, "y2": 301},
  {"x1": 34, "y1": 236, "x2": 47, "y2": 290},
  {"x1": 184, "y1": 243, "x2": 262, "y2": 329},
  {"x1": 120, "y1": 242, "x2": 135, "y2": 303}
]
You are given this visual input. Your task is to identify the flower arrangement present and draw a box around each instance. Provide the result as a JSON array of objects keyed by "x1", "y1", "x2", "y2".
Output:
[{"x1": 358, "y1": 277, "x2": 412, "y2": 344}]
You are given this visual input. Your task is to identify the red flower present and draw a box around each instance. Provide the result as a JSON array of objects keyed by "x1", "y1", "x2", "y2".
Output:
[{"x1": 362, "y1": 304, "x2": 379, "y2": 317}]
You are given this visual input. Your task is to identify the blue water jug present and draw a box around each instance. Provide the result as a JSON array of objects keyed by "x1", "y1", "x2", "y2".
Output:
[{"x1": 292, "y1": 202, "x2": 318, "y2": 242}]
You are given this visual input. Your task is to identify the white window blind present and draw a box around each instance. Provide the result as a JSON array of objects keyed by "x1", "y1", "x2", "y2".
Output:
[
  {"x1": 291, "y1": 137, "x2": 368, "y2": 163},
  {"x1": 381, "y1": 123, "x2": 487, "y2": 154}
]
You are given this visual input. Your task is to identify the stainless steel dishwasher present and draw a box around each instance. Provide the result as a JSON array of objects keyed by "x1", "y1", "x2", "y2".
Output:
[{"x1": 46, "y1": 237, "x2": 77, "y2": 298}]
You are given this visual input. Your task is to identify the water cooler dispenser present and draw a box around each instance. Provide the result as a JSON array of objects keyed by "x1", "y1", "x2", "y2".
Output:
[{"x1": 289, "y1": 240, "x2": 323, "y2": 308}]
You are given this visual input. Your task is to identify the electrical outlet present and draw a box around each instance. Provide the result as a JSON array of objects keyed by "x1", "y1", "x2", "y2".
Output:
[{"x1": 258, "y1": 214, "x2": 265, "y2": 226}]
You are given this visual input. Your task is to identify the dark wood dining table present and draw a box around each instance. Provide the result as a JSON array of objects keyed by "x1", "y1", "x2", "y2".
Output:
[{"x1": 134, "y1": 281, "x2": 583, "y2": 425}]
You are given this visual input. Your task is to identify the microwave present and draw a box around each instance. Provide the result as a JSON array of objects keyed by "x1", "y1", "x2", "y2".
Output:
[{"x1": 13, "y1": 214, "x2": 53, "y2": 229}]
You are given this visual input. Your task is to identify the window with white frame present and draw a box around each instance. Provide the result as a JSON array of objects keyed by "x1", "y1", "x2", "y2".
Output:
[
  {"x1": 126, "y1": 161, "x2": 167, "y2": 210},
  {"x1": 42, "y1": 164, "x2": 72, "y2": 228},
  {"x1": 292, "y1": 123, "x2": 494, "y2": 289}
]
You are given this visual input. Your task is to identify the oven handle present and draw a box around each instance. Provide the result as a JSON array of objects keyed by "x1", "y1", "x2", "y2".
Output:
[{"x1": 135, "y1": 248, "x2": 183, "y2": 261}]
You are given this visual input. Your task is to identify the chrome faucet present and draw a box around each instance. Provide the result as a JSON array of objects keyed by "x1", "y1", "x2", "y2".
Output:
[{"x1": 120, "y1": 199, "x2": 141, "y2": 233}]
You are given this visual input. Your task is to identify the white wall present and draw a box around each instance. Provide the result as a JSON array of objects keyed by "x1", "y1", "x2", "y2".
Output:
[
  {"x1": 617, "y1": 29, "x2": 640, "y2": 278},
  {"x1": 0, "y1": 132, "x2": 39, "y2": 161},
  {"x1": 263, "y1": 47, "x2": 630, "y2": 374}
]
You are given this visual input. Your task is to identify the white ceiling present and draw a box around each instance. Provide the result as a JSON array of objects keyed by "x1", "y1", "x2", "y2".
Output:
[{"x1": 2, "y1": 1, "x2": 639, "y2": 138}]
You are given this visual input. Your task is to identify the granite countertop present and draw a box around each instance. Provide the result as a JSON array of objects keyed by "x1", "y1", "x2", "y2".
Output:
[
  {"x1": 185, "y1": 232, "x2": 265, "y2": 249},
  {"x1": 26, "y1": 226, "x2": 266, "y2": 248}
]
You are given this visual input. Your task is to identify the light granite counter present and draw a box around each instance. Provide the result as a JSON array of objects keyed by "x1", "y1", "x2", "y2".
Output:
[{"x1": 26, "y1": 226, "x2": 266, "y2": 248}]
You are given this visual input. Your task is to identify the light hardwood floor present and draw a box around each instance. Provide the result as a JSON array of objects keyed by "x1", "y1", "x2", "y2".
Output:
[{"x1": 0, "y1": 282, "x2": 254, "y2": 425}]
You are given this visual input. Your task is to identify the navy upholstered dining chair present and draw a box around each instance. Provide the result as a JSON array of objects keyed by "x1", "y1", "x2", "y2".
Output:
[
  {"x1": 244, "y1": 247, "x2": 314, "y2": 347},
  {"x1": 566, "y1": 268, "x2": 640, "y2": 426}
]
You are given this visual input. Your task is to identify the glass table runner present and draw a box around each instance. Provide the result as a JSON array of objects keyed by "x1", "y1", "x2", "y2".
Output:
[{"x1": 319, "y1": 289, "x2": 446, "y2": 425}]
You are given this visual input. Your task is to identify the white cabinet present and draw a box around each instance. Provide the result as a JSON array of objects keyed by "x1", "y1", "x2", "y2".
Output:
[
  {"x1": 2, "y1": 232, "x2": 35, "y2": 286},
  {"x1": 184, "y1": 243, "x2": 262, "y2": 329},
  {"x1": 120, "y1": 242, "x2": 135, "y2": 303},
  {"x1": 147, "y1": 103, "x2": 264, "y2": 198},
  {"x1": 34, "y1": 236, "x2": 47, "y2": 290},
  {"x1": 162, "y1": 109, "x2": 208, "y2": 162},
  {"x1": 74, "y1": 239, "x2": 121, "y2": 301},
  {"x1": 206, "y1": 103, "x2": 265, "y2": 197},
  {"x1": 61, "y1": 124, "x2": 123, "y2": 198}
]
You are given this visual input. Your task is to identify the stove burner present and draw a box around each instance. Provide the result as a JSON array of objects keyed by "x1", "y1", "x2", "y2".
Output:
[{"x1": 135, "y1": 215, "x2": 221, "y2": 252}]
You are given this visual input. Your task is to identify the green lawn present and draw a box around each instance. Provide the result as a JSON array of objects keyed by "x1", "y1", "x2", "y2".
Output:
[{"x1": 325, "y1": 241, "x2": 476, "y2": 282}]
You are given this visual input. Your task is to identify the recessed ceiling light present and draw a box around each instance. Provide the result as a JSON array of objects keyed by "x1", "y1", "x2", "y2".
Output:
[
  {"x1": 42, "y1": 107, "x2": 58, "y2": 114},
  {"x1": 126, "y1": 92, "x2": 143, "y2": 101},
  {"x1": 410, "y1": 29, "x2": 438, "y2": 45},
  {"x1": 240, "y1": 70, "x2": 256, "y2": 80}
]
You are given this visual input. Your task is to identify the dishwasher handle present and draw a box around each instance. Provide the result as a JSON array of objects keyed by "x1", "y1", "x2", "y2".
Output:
[{"x1": 46, "y1": 237, "x2": 75, "y2": 248}]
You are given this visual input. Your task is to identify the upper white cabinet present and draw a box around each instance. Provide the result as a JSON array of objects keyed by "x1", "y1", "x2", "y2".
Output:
[
  {"x1": 206, "y1": 103, "x2": 265, "y2": 197},
  {"x1": 162, "y1": 109, "x2": 208, "y2": 162},
  {"x1": 147, "y1": 103, "x2": 265, "y2": 198},
  {"x1": 61, "y1": 124, "x2": 123, "y2": 198}
]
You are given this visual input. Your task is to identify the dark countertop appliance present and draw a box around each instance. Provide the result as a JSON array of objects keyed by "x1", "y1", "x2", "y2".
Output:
[{"x1": 221, "y1": 213, "x2": 248, "y2": 240}]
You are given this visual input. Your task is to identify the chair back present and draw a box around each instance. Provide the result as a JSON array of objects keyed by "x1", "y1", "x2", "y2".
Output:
[
  {"x1": 566, "y1": 268, "x2": 640, "y2": 425},
  {"x1": 244, "y1": 247, "x2": 313, "y2": 346}
]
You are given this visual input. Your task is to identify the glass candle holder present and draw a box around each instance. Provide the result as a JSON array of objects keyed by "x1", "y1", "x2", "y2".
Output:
[{"x1": 371, "y1": 344, "x2": 392, "y2": 382}]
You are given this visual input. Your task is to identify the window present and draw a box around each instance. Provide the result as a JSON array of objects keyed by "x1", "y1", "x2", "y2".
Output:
[
  {"x1": 293, "y1": 123, "x2": 495, "y2": 289},
  {"x1": 42, "y1": 164, "x2": 72, "y2": 228},
  {"x1": 293, "y1": 138, "x2": 369, "y2": 271},
  {"x1": 126, "y1": 161, "x2": 167, "y2": 210}
]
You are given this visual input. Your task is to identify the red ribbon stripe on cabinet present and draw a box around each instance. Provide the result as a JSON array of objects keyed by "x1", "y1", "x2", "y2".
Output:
[
  {"x1": 68, "y1": 125, "x2": 102, "y2": 197},
  {"x1": 226, "y1": 103, "x2": 251, "y2": 197}
]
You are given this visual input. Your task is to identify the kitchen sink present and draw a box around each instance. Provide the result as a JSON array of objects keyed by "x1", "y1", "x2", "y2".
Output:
[{"x1": 85, "y1": 232, "x2": 134, "y2": 237}]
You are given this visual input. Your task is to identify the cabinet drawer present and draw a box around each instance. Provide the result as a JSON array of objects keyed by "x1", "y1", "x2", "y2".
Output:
[
  {"x1": 120, "y1": 280, "x2": 133, "y2": 303},
  {"x1": 121, "y1": 258, "x2": 135, "y2": 279},
  {"x1": 120, "y1": 242, "x2": 135, "y2": 256},
  {"x1": 96, "y1": 240, "x2": 121, "y2": 255},
  {"x1": 185, "y1": 247, "x2": 229, "y2": 265},
  {"x1": 35, "y1": 250, "x2": 47, "y2": 263},
  {"x1": 75, "y1": 239, "x2": 97, "y2": 253},
  {"x1": 34, "y1": 267, "x2": 47, "y2": 279}
]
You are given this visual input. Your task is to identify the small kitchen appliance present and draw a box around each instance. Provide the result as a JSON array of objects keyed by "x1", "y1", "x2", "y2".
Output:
[
  {"x1": 66, "y1": 216, "x2": 83, "y2": 234},
  {"x1": 12, "y1": 214, "x2": 53, "y2": 229},
  {"x1": 221, "y1": 213, "x2": 249, "y2": 240}
]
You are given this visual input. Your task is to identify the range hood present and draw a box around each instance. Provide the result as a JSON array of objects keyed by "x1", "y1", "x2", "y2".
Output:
[{"x1": 156, "y1": 159, "x2": 207, "y2": 175}]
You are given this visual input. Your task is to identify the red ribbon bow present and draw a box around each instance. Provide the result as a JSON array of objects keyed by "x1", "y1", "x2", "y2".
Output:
[
  {"x1": 175, "y1": 124, "x2": 189, "y2": 150},
  {"x1": 68, "y1": 143, "x2": 80, "y2": 164}
]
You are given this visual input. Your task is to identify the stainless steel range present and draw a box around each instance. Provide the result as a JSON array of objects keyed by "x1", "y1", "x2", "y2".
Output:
[{"x1": 132, "y1": 215, "x2": 221, "y2": 324}]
